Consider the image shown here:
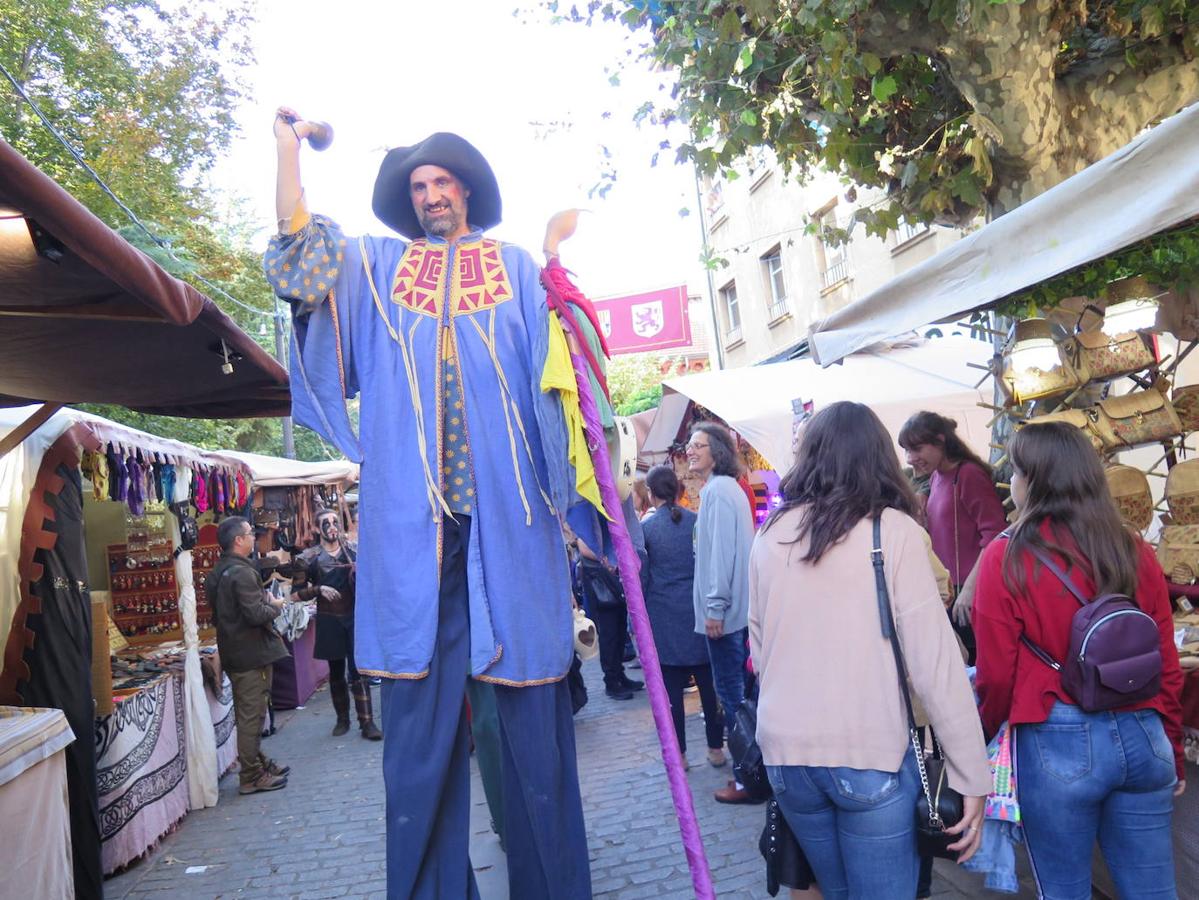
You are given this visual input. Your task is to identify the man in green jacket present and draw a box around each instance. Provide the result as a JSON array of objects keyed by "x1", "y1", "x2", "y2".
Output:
[{"x1": 208, "y1": 516, "x2": 291, "y2": 795}]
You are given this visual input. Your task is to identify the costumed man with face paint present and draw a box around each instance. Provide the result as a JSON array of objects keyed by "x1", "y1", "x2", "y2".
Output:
[
  {"x1": 292, "y1": 508, "x2": 383, "y2": 740},
  {"x1": 264, "y1": 108, "x2": 606, "y2": 899}
]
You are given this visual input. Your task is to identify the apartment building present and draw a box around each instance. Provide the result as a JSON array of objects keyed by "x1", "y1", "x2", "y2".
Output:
[{"x1": 701, "y1": 157, "x2": 973, "y2": 367}]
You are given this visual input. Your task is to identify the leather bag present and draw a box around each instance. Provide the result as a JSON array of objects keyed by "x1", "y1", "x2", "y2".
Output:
[
  {"x1": 728, "y1": 698, "x2": 772, "y2": 801},
  {"x1": 870, "y1": 516, "x2": 965, "y2": 859},
  {"x1": 759, "y1": 797, "x2": 815, "y2": 896},
  {"x1": 1023, "y1": 408, "x2": 1106, "y2": 454},
  {"x1": 1104, "y1": 465, "x2": 1154, "y2": 532},
  {"x1": 1166, "y1": 459, "x2": 1199, "y2": 526},
  {"x1": 999, "y1": 343, "x2": 1089, "y2": 406},
  {"x1": 1072, "y1": 328, "x2": 1156, "y2": 381},
  {"x1": 1173, "y1": 384, "x2": 1199, "y2": 434},
  {"x1": 1155, "y1": 524, "x2": 1199, "y2": 585},
  {"x1": 578, "y1": 558, "x2": 626, "y2": 610},
  {"x1": 1094, "y1": 391, "x2": 1182, "y2": 451}
]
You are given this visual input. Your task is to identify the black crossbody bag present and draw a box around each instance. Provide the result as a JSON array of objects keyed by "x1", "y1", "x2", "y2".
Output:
[{"x1": 871, "y1": 515, "x2": 965, "y2": 859}]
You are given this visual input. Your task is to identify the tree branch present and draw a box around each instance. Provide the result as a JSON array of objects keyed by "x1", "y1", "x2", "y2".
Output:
[{"x1": 1060, "y1": 43, "x2": 1199, "y2": 162}]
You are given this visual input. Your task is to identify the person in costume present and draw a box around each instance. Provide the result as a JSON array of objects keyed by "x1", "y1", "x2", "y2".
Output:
[
  {"x1": 292, "y1": 508, "x2": 382, "y2": 740},
  {"x1": 265, "y1": 108, "x2": 594, "y2": 899}
]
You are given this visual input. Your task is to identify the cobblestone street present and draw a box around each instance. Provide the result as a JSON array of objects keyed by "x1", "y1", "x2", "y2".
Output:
[{"x1": 105, "y1": 662, "x2": 1035, "y2": 899}]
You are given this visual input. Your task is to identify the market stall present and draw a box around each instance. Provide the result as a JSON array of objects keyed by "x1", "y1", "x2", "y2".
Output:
[
  {"x1": 806, "y1": 100, "x2": 1199, "y2": 895},
  {"x1": 0, "y1": 136, "x2": 289, "y2": 898},
  {"x1": 641, "y1": 334, "x2": 995, "y2": 517},
  {"x1": 0, "y1": 405, "x2": 261, "y2": 875},
  {"x1": 222, "y1": 451, "x2": 358, "y2": 709}
]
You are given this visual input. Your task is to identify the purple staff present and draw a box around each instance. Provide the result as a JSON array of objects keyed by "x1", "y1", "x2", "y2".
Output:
[{"x1": 544, "y1": 262, "x2": 715, "y2": 899}]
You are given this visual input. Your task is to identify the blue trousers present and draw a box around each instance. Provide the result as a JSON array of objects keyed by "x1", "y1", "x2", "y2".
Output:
[
  {"x1": 767, "y1": 751, "x2": 920, "y2": 900},
  {"x1": 380, "y1": 517, "x2": 591, "y2": 899},
  {"x1": 1018, "y1": 701, "x2": 1177, "y2": 900},
  {"x1": 706, "y1": 627, "x2": 748, "y2": 726}
]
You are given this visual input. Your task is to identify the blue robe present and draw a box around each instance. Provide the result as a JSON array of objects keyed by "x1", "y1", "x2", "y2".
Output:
[{"x1": 265, "y1": 216, "x2": 576, "y2": 685}]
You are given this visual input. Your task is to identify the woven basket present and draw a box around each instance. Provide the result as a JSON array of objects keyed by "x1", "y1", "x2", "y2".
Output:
[
  {"x1": 1167, "y1": 460, "x2": 1199, "y2": 525},
  {"x1": 1104, "y1": 465, "x2": 1153, "y2": 531}
]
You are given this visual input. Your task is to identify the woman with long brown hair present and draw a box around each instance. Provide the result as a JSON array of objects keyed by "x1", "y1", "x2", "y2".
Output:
[
  {"x1": 973, "y1": 422, "x2": 1184, "y2": 899},
  {"x1": 898, "y1": 411, "x2": 1006, "y2": 665},
  {"x1": 750, "y1": 402, "x2": 990, "y2": 899}
]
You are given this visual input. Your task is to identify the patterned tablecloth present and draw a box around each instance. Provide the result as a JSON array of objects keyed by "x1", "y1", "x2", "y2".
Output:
[
  {"x1": 208, "y1": 673, "x2": 236, "y2": 776},
  {"x1": 95, "y1": 674, "x2": 187, "y2": 875}
]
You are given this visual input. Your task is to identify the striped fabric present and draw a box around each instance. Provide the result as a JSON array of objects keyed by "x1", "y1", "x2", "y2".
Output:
[{"x1": 0, "y1": 707, "x2": 75, "y2": 787}]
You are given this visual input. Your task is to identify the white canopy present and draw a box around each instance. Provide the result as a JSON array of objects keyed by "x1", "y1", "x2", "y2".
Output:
[
  {"x1": 221, "y1": 450, "x2": 357, "y2": 487},
  {"x1": 808, "y1": 101, "x2": 1199, "y2": 366},
  {"x1": 643, "y1": 335, "x2": 995, "y2": 473}
]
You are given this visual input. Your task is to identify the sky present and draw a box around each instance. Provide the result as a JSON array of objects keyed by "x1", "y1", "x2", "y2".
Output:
[{"x1": 215, "y1": 1, "x2": 706, "y2": 301}]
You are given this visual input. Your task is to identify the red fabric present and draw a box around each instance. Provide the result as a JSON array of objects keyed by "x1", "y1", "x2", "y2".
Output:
[
  {"x1": 926, "y1": 461, "x2": 1007, "y2": 584},
  {"x1": 973, "y1": 528, "x2": 1186, "y2": 778},
  {"x1": 540, "y1": 261, "x2": 612, "y2": 403}
]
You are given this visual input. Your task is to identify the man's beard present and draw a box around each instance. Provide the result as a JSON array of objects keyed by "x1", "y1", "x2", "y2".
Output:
[{"x1": 418, "y1": 207, "x2": 460, "y2": 236}]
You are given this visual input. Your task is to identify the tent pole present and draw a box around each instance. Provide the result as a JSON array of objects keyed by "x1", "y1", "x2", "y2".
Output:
[{"x1": 0, "y1": 401, "x2": 63, "y2": 459}]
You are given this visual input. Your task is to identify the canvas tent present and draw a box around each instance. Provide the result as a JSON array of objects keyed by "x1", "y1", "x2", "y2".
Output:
[
  {"x1": 808, "y1": 102, "x2": 1199, "y2": 366},
  {"x1": 222, "y1": 450, "x2": 358, "y2": 488},
  {"x1": 0, "y1": 138, "x2": 289, "y2": 423},
  {"x1": 642, "y1": 335, "x2": 995, "y2": 472}
]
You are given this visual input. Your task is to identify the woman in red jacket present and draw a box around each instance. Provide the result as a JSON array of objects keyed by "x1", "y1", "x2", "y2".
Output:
[{"x1": 973, "y1": 422, "x2": 1184, "y2": 900}]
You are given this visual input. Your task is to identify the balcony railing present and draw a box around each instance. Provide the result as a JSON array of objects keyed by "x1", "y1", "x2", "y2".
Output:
[
  {"x1": 822, "y1": 258, "x2": 850, "y2": 289},
  {"x1": 767, "y1": 298, "x2": 789, "y2": 321}
]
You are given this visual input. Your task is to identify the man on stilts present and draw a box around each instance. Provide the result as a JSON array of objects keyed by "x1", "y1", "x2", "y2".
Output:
[{"x1": 265, "y1": 110, "x2": 594, "y2": 899}]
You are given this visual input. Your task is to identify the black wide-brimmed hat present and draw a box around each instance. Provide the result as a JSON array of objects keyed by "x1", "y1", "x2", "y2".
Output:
[{"x1": 372, "y1": 132, "x2": 502, "y2": 239}]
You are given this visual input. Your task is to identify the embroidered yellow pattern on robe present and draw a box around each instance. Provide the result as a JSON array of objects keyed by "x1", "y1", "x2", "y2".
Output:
[{"x1": 391, "y1": 239, "x2": 513, "y2": 318}]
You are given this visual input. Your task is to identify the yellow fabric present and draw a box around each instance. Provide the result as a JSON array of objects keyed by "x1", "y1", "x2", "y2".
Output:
[
  {"x1": 542, "y1": 313, "x2": 607, "y2": 518},
  {"x1": 282, "y1": 192, "x2": 312, "y2": 235}
]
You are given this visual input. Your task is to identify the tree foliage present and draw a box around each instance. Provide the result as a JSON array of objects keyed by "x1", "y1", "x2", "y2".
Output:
[
  {"x1": 558, "y1": 1, "x2": 1199, "y2": 235},
  {"x1": 0, "y1": 1, "x2": 332, "y2": 458}
]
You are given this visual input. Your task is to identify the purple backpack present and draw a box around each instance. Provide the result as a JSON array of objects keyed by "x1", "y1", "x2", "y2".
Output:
[{"x1": 1022, "y1": 547, "x2": 1162, "y2": 712}]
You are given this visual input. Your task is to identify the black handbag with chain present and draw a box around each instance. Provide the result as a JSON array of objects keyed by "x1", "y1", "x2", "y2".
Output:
[
  {"x1": 871, "y1": 515, "x2": 965, "y2": 859},
  {"x1": 759, "y1": 796, "x2": 815, "y2": 895}
]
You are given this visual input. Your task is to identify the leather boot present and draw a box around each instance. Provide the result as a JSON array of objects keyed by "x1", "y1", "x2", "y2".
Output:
[
  {"x1": 352, "y1": 681, "x2": 383, "y2": 740},
  {"x1": 330, "y1": 679, "x2": 351, "y2": 737}
]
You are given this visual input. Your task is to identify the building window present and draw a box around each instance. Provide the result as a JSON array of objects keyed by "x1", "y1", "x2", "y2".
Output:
[
  {"x1": 895, "y1": 218, "x2": 929, "y2": 246},
  {"x1": 816, "y1": 206, "x2": 850, "y2": 289},
  {"x1": 762, "y1": 249, "x2": 788, "y2": 320},
  {"x1": 720, "y1": 281, "x2": 741, "y2": 343}
]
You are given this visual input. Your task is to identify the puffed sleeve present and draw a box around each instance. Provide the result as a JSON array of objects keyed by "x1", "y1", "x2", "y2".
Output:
[{"x1": 264, "y1": 213, "x2": 364, "y2": 461}]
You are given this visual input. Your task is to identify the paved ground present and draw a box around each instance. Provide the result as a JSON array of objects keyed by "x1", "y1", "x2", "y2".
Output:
[{"x1": 105, "y1": 661, "x2": 1036, "y2": 899}]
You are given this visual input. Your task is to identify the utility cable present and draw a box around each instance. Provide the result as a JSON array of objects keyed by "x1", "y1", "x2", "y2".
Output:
[{"x1": 0, "y1": 59, "x2": 274, "y2": 318}]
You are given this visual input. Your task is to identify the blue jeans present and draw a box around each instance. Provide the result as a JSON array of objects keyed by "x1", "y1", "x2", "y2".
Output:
[
  {"x1": 767, "y1": 751, "x2": 920, "y2": 899},
  {"x1": 1017, "y1": 701, "x2": 1177, "y2": 900},
  {"x1": 706, "y1": 627, "x2": 748, "y2": 727}
]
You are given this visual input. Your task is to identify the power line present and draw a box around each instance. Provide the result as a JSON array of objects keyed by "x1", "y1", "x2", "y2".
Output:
[{"x1": 0, "y1": 60, "x2": 274, "y2": 319}]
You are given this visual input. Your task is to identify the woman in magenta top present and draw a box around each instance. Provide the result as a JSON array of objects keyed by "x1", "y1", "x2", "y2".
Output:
[{"x1": 900, "y1": 411, "x2": 1006, "y2": 663}]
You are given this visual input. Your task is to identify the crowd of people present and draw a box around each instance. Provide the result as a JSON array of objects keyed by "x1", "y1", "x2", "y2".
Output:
[
  {"x1": 198, "y1": 109, "x2": 1187, "y2": 899},
  {"x1": 563, "y1": 406, "x2": 1185, "y2": 900},
  {"x1": 206, "y1": 404, "x2": 1187, "y2": 900}
]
